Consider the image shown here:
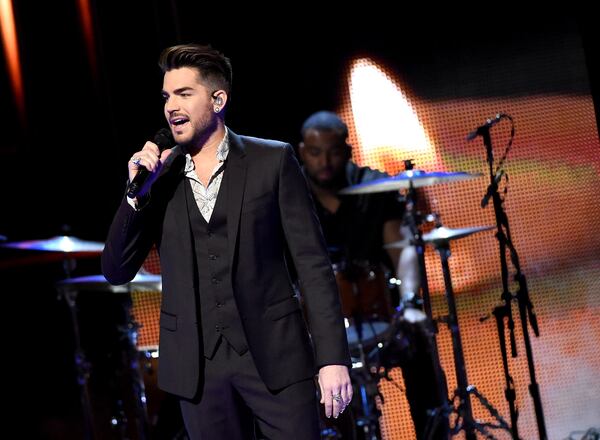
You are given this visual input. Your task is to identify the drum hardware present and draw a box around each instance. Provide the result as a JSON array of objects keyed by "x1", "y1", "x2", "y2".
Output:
[
  {"x1": 1, "y1": 235, "x2": 105, "y2": 253},
  {"x1": 396, "y1": 160, "x2": 452, "y2": 439},
  {"x1": 0, "y1": 234, "x2": 104, "y2": 272},
  {"x1": 327, "y1": 260, "x2": 394, "y2": 440},
  {"x1": 3, "y1": 233, "x2": 105, "y2": 438},
  {"x1": 57, "y1": 273, "x2": 162, "y2": 293},
  {"x1": 340, "y1": 161, "x2": 484, "y2": 439},
  {"x1": 347, "y1": 159, "x2": 492, "y2": 439},
  {"x1": 350, "y1": 298, "x2": 384, "y2": 440},
  {"x1": 381, "y1": 220, "x2": 504, "y2": 439},
  {"x1": 335, "y1": 262, "x2": 392, "y2": 351},
  {"x1": 348, "y1": 347, "x2": 384, "y2": 440},
  {"x1": 385, "y1": 225, "x2": 495, "y2": 249},
  {"x1": 56, "y1": 272, "x2": 161, "y2": 439},
  {"x1": 425, "y1": 220, "x2": 510, "y2": 440},
  {"x1": 471, "y1": 113, "x2": 546, "y2": 439},
  {"x1": 339, "y1": 169, "x2": 482, "y2": 195},
  {"x1": 378, "y1": 298, "x2": 452, "y2": 440},
  {"x1": 58, "y1": 285, "x2": 96, "y2": 440}
]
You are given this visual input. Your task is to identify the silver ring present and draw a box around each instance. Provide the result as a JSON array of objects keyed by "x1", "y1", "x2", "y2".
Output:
[
  {"x1": 332, "y1": 393, "x2": 343, "y2": 403},
  {"x1": 131, "y1": 157, "x2": 141, "y2": 166}
]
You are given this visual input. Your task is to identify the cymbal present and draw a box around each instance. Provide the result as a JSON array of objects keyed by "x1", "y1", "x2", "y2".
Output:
[
  {"x1": 385, "y1": 225, "x2": 495, "y2": 248},
  {"x1": 339, "y1": 170, "x2": 482, "y2": 195},
  {"x1": 1, "y1": 235, "x2": 104, "y2": 254},
  {"x1": 56, "y1": 273, "x2": 162, "y2": 293}
]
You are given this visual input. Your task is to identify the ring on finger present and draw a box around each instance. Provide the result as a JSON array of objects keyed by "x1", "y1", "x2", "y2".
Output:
[{"x1": 131, "y1": 157, "x2": 142, "y2": 166}]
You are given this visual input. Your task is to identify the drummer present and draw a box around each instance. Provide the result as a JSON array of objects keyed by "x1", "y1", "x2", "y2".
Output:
[{"x1": 297, "y1": 111, "x2": 447, "y2": 440}]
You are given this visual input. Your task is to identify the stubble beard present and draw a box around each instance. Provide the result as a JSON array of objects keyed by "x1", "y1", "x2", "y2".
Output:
[{"x1": 177, "y1": 113, "x2": 219, "y2": 152}]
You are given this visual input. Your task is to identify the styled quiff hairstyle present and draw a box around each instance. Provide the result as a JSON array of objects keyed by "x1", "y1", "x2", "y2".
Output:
[{"x1": 158, "y1": 44, "x2": 232, "y2": 95}]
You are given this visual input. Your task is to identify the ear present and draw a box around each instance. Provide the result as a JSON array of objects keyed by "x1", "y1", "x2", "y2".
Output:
[{"x1": 211, "y1": 90, "x2": 228, "y2": 111}]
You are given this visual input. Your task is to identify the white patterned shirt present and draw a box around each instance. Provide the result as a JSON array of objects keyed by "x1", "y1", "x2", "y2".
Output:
[
  {"x1": 127, "y1": 129, "x2": 230, "y2": 219},
  {"x1": 182, "y1": 129, "x2": 230, "y2": 222}
]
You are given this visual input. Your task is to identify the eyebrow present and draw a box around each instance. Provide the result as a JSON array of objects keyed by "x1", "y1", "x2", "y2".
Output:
[{"x1": 161, "y1": 86, "x2": 195, "y2": 96}]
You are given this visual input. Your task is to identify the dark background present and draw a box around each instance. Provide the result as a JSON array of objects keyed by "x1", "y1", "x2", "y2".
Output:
[
  {"x1": 1, "y1": 4, "x2": 598, "y2": 438},
  {"x1": 1, "y1": 8, "x2": 598, "y2": 243}
]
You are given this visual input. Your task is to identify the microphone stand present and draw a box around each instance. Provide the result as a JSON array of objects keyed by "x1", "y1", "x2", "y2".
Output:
[
  {"x1": 479, "y1": 126, "x2": 547, "y2": 440},
  {"x1": 481, "y1": 124, "x2": 520, "y2": 439},
  {"x1": 491, "y1": 303, "x2": 519, "y2": 440}
]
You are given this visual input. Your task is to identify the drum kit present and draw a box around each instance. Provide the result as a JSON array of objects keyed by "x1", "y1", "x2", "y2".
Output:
[
  {"x1": 326, "y1": 164, "x2": 514, "y2": 440},
  {"x1": 1, "y1": 167, "x2": 507, "y2": 440},
  {"x1": 1, "y1": 237, "x2": 180, "y2": 440}
]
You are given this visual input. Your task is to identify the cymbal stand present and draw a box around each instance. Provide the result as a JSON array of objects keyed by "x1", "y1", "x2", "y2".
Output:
[
  {"x1": 349, "y1": 293, "x2": 382, "y2": 440},
  {"x1": 401, "y1": 160, "x2": 450, "y2": 438},
  {"x1": 477, "y1": 121, "x2": 547, "y2": 439},
  {"x1": 350, "y1": 360, "x2": 382, "y2": 440},
  {"x1": 54, "y1": 223, "x2": 96, "y2": 438},
  {"x1": 118, "y1": 289, "x2": 151, "y2": 439},
  {"x1": 57, "y1": 285, "x2": 95, "y2": 440},
  {"x1": 432, "y1": 236, "x2": 511, "y2": 440}
]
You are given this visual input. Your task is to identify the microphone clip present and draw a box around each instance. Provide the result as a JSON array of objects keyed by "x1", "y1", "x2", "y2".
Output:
[{"x1": 467, "y1": 113, "x2": 506, "y2": 141}]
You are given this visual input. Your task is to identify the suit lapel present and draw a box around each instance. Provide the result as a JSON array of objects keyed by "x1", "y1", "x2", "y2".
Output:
[
  {"x1": 163, "y1": 152, "x2": 193, "y2": 262},
  {"x1": 226, "y1": 131, "x2": 248, "y2": 270},
  {"x1": 160, "y1": 148, "x2": 194, "y2": 270}
]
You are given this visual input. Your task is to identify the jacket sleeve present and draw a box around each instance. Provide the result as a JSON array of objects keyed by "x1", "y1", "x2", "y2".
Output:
[
  {"x1": 277, "y1": 144, "x2": 351, "y2": 368},
  {"x1": 101, "y1": 192, "x2": 160, "y2": 285}
]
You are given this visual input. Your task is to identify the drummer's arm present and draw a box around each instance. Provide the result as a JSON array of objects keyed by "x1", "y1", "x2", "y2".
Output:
[{"x1": 383, "y1": 220, "x2": 420, "y2": 303}]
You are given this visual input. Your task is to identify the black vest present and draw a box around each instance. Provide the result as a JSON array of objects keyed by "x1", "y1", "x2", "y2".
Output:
[{"x1": 184, "y1": 167, "x2": 248, "y2": 358}]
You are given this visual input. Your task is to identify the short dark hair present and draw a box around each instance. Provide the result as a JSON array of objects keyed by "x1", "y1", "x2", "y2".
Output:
[
  {"x1": 301, "y1": 111, "x2": 349, "y2": 139},
  {"x1": 158, "y1": 44, "x2": 232, "y2": 95}
]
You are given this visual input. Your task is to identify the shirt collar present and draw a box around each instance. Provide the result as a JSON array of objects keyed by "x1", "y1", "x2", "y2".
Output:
[{"x1": 183, "y1": 127, "x2": 230, "y2": 173}]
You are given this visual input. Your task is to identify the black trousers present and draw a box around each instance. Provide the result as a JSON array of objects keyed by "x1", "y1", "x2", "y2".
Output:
[{"x1": 180, "y1": 338, "x2": 320, "y2": 440}]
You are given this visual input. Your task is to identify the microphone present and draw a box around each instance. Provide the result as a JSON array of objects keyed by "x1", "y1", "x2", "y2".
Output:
[
  {"x1": 126, "y1": 128, "x2": 175, "y2": 198},
  {"x1": 466, "y1": 113, "x2": 505, "y2": 141}
]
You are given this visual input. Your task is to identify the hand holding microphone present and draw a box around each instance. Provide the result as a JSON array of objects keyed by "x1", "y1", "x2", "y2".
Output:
[{"x1": 127, "y1": 128, "x2": 175, "y2": 199}]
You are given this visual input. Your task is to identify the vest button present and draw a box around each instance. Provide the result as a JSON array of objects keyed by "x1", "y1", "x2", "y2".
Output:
[
  {"x1": 216, "y1": 302, "x2": 224, "y2": 308},
  {"x1": 215, "y1": 325, "x2": 221, "y2": 332},
  {"x1": 209, "y1": 254, "x2": 217, "y2": 260},
  {"x1": 211, "y1": 277, "x2": 220, "y2": 284}
]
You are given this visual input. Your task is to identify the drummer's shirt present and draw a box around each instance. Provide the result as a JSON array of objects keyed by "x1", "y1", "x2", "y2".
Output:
[{"x1": 309, "y1": 161, "x2": 405, "y2": 269}]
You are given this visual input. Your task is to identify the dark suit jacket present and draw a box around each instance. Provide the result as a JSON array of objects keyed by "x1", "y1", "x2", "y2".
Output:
[{"x1": 102, "y1": 130, "x2": 350, "y2": 398}]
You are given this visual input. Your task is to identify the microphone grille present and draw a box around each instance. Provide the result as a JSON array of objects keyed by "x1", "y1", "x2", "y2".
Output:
[{"x1": 154, "y1": 128, "x2": 175, "y2": 151}]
